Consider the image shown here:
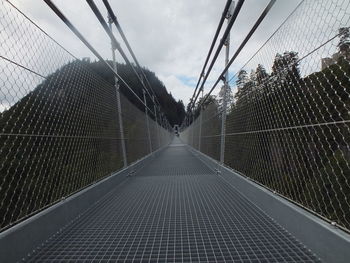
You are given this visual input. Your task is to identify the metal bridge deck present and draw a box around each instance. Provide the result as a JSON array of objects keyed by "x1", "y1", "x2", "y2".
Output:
[{"x1": 25, "y1": 138, "x2": 320, "y2": 262}]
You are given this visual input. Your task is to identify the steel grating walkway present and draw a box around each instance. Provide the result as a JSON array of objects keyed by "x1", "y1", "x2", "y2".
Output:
[{"x1": 25, "y1": 138, "x2": 321, "y2": 262}]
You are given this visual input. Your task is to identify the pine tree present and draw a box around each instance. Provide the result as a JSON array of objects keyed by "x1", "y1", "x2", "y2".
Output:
[
  {"x1": 338, "y1": 27, "x2": 350, "y2": 56},
  {"x1": 271, "y1": 51, "x2": 300, "y2": 84},
  {"x1": 255, "y1": 64, "x2": 269, "y2": 85},
  {"x1": 236, "y1": 69, "x2": 248, "y2": 89},
  {"x1": 255, "y1": 64, "x2": 270, "y2": 95},
  {"x1": 235, "y1": 69, "x2": 253, "y2": 105},
  {"x1": 218, "y1": 84, "x2": 233, "y2": 113}
]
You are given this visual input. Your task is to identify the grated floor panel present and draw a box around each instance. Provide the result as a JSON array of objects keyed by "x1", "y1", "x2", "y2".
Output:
[{"x1": 25, "y1": 138, "x2": 321, "y2": 262}]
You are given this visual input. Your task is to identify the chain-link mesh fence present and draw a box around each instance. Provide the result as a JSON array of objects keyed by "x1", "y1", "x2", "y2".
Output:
[
  {"x1": 181, "y1": 0, "x2": 350, "y2": 231},
  {"x1": 182, "y1": 103, "x2": 221, "y2": 161},
  {"x1": 120, "y1": 93, "x2": 172, "y2": 164},
  {"x1": 0, "y1": 0, "x2": 171, "y2": 232}
]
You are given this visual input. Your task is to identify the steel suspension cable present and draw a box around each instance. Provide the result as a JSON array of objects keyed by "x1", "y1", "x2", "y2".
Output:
[
  {"x1": 43, "y1": 0, "x2": 155, "y2": 115},
  {"x1": 85, "y1": 0, "x2": 155, "y2": 101},
  {"x1": 101, "y1": 0, "x2": 170, "y2": 124},
  {"x1": 190, "y1": 0, "x2": 245, "y2": 111},
  {"x1": 198, "y1": 0, "x2": 276, "y2": 110},
  {"x1": 101, "y1": 0, "x2": 160, "y2": 105},
  {"x1": 188, "y1": 0, "x2": 232, "y2": 110}
]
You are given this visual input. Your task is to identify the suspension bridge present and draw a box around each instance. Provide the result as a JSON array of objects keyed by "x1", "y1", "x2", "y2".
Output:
[{"x1": 0, "y1": 0, "x2": 350, "y2": 262}]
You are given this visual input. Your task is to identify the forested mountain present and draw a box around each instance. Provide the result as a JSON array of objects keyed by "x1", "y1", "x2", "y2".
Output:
[{"x1": 90, "y1": 60, "x2": 185, "y2": 126}]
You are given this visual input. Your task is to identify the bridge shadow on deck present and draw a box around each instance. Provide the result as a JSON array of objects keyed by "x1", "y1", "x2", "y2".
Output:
[{"x1": 25, "y1": 138, "x2": 320, "y2": 262}]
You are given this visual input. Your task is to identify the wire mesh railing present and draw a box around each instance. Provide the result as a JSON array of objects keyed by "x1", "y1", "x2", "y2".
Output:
[
  {"x1": 181, "y1": 0, "x2": 350, "y2": 231},
  {"x1": 0, "y1": 0, "x2": 172, "y2": 232},
  {"x1": 120, "y1": 93, "x2": 171, "y2": 164}
]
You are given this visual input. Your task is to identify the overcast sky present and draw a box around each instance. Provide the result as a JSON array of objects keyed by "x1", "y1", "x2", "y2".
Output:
[{"x1": 9, "y1": 0, "x2": 304, "y2": 105}]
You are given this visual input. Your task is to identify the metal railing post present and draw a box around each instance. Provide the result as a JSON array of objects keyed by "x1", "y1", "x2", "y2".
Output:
[
  {"x1": 198, "y1": 107, "x2": 202, "y2": 151},
  {"x1": 143, "y1": 89, "x2": 153, "y2": 154},
  {"x1": 220, "y1": 1, "x2": 235, "y2": 164},
  {"x1": 109, "y1": 17, "x2": 127, "y2": 168},
  {"x1": 153, "y1": 96, "x2": 161, "y2": 149},
  {"x1": 159, "y1": 110, "x2": 163, "y2": 145},
  {"x1": 191, "y1": 112, "x2": 194, "y2": 147}
]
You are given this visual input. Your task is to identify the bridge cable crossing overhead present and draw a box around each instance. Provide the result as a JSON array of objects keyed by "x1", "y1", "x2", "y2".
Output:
[
  {"x1": 85, "y1": 0, "x2": 155, "y2": 106},
  {"x1": 222, "y1": 0, "x2": 304, "y2": 86},
  {"x1": 101, "y1": 0, "x2": 163, "y2": 109},
  {"x1": 86, "y1": 0, "x2": 170, "y2": 128},
  {"x1": 189, "y1": 0, "x2": 245, "y2": 113},
  {"x1": 187, "y1": 0, "x2": 233, "y2": 111},
  {"x1": 198, "y1": 0, "x2": 277, "y2": 110}
]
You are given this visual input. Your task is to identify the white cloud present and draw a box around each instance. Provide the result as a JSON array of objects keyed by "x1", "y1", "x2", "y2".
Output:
[{"x1": 158, "y1": 74, "x2": 193, "y2": 105}]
